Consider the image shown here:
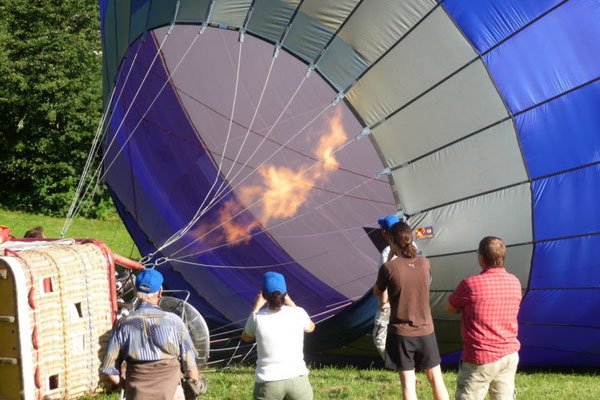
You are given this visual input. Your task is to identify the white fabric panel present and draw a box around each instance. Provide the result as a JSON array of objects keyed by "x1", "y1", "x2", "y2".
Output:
[
  {"x1": 338, "y1": 0, "x2": 436, "y2": 64},
  {"x1": 373, "y1": 60, "x2": 509, "y2": 167},
  {"x1": 210, "y1": 0, "x2": 252, "y2": 27},
  {"x1": 429, "y1": 245, "x2": 532, "y2": 291},
  {"x1": 300, "y1": 0, "x2": 360, "y2": 31},
  {"x1": 247, "y1": 0, "x2": 298, "y2": 43},
  {"x1": 408, "y1": 183, "x2": 532, "y2": 256},
  {"x1": 346, "y1": 7, "x2": 477, "y2": 126},
  {"x1": 392, "y1": 120, "x2": 528, "y2": 211},
  {"x1": 317, "y1": 35, "x2": 368, "y2": 91}
]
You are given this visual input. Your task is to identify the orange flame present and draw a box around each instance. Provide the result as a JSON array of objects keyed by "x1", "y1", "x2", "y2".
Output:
[{"x1": 194, "y1": 108, "x2": 347, "y2": 247}]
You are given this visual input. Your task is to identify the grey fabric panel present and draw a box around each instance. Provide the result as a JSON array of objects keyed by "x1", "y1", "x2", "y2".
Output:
[
  {"x1": 429, "y1": 244, "x2": 532, "y2": 291},
  {"x1": 408, "y1": 183, "x2": 532, "y2": 256},
  {"x1": 115, "y1": 0, "x2": 131, "y2": 63},
  {"x1": 129, "y1": 0, "x2": 150, "y2": 42},
  {"x1": 283, "y1": 12, "x2": 334, "y2": 62},
  {"x1": 346, "y1": 7, "x2": 477, "y2": 126},
  {"x1": 148, "y1": 0, "x2": 177, "y2": 30},
  {"x1": 300, "y1": 0, "x2": 360, "y2": 31},
  {"x1": 317, "y1": 35, "x2": 368, "y2": 91},
  {"x1": 430, "y1": 291, "x2": 462, "y2": 355},
  {"x1": 391, "y1": 120, "x2": 528, "y2": 211},
  {"x1": 178, "y1": 0, "x2": 211, "y2": 23},
  {"x1": 211, "y1": 0, "x2": 252, "y2": 28},
  {"x1": 372, "y1": 60, "x2": 509, "y2": 167},
  {"x1": 247, "y1": 0, "x2": 298, "y2": 43},
  {"x1": 429, "y1": 244, "x2": 532, "y2": 355},
  {"x1": 338, "y1": 0, "x2": 436, "y2": 64}
]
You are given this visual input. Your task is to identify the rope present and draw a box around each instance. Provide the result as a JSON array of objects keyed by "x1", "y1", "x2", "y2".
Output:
[
  {"x1": 63, "y1": 6, "x2": 182, "y2": 234},
  {"x1": 166, "y1": 101, "x2": 335, "y2": 260},
  {"x1": 171, "y1": 175, "x2": 376, "y2": 261},
  {"x1": 158, "y1": 39, "x2": 246, "y2": 252}
]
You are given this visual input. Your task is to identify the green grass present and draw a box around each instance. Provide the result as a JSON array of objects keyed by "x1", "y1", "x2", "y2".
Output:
[
  {"x1": 0, "y1": 209, "x2": 140, "y2": 258},
  {"x1": 80, "y1": 365, "x2": 600, "y2": 400},
  {"x1": 4, "y1": 209, "x2": 599, "y2": 399}
]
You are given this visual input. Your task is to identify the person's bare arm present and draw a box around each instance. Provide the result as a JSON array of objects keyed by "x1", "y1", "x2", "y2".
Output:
[
  {"x1": 241, "y1": 330, "x2": 254, "y2": 342},
  {"x1": 185, "y1": 364, "x2": 200, "y2": 380},
  {"x1": 106, "y1": 374, "x2": 121, "y2": 387},
  {"x1": 445, "y1": 299, "x2": 460, "y2": 314}
]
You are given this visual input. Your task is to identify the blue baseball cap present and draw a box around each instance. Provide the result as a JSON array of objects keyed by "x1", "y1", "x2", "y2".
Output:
[
  {"x1": 262, "y1": 272, "x2": 287, "y2": 295},
  {"x1": 378, "y1": 214, "x2": 400, "y2": 231},
  {"x1": 135, "y1": 269, "x2": 163, "y2": 293}
]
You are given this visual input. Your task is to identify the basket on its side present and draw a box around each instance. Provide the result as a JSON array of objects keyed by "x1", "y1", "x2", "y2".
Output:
[{"x1": 0, "y1": 241, "x2": 117, "y2": 400}]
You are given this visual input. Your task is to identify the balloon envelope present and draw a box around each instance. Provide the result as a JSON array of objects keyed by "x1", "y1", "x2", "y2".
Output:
[{"x1": 99, "y1": 0, "x2": 600, "y2": 366}]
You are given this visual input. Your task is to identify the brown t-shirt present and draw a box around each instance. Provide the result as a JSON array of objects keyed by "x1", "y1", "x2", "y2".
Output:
[{"x1": 375, "y1": 255, "x2": 434, "y2": 337}]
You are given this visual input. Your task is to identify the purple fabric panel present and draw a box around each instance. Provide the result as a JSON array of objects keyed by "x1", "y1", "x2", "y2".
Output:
[
  {"x1": 104, "y1": 34, "x2": 347, "y2": 323},
  {"x1": 159, "y1": 27, "x2": 395, "y2": 301}
]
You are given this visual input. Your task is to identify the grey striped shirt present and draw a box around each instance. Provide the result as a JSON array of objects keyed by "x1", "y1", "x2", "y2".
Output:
[{"x1": 100, "y1": 302, "x2": 196, "y2": 375}]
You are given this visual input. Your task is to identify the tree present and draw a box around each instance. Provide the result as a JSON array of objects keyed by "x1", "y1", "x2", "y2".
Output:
[{"x1": 0, "y1": 0, "x2": 111, "y2": 218}]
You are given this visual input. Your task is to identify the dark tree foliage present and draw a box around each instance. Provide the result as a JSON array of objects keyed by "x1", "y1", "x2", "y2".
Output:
[{"x1": 0, "y1": 0, "x2": 112, "y2": 218}]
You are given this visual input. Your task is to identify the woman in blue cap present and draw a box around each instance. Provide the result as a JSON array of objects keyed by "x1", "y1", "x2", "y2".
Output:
[{"x1": 242, "y1": 271, "x2": 315, "y2": 400}]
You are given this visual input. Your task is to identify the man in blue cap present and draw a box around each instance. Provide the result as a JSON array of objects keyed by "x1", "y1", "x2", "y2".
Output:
[
  {"x1": 242, "y1": 272, "x2": 315, "y2": 400},
  {"x1": 100, "y1": 269, "x2": 203, "y2": 399}
]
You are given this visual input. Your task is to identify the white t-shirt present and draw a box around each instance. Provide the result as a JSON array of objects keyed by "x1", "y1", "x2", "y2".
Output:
[{"x1": 244, "y1": 306, "x2": 311, "y2": 383}]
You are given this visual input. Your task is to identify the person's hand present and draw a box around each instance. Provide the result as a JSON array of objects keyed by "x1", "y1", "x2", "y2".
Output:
[
  {"x1": 380, "y1": 302, "x2": 390, "y2": 311},
  {"x1": 252, "y1": 292, "x2": 267, "y2": 312},
  {"x1": 284, "y1": 294, "x2": 296, "y2": 307}
]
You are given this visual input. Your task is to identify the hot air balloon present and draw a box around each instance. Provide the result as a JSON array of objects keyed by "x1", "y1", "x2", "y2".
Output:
[{"x1": 90, "y1": 0, "x2": 600, "y2": 366}]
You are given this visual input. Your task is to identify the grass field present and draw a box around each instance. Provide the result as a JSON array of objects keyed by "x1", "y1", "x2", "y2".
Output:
[
  {"x1": 80, "y1": 364, "x2": 600, "y2": 400},
  {"x1": 0, "y1": 209, "x2": 140, "y2": 258},
  {"x1": 3, "y1": 209, "x2": 599, "y2": 399}
]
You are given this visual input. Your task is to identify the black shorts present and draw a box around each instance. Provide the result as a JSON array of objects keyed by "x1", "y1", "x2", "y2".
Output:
[{"x1": 385, "y1": 331, "x2": 441, "y2": 371}]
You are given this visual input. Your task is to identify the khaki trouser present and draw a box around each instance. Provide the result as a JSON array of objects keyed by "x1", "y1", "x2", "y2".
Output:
[
  {"x1": 455, "y1": 352, "x2": 519, "y2": 400},
  {"x1": 253, "y1": 375, "x2": 313, "y2": 400},
  {"x1": 372, "y1": 307, "x2": 391, "y2": 360}
]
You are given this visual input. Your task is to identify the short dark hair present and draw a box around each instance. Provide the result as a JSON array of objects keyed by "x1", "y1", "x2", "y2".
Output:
[
  {"x1": 24, "y1": 226, "x2": 44, "y2": 239},
  {"x1": 478, "y1": 236, "x2": 505, "y2": 268},
  {"x1": 389, "y1": 222, "x2": 417, "y2": 258},
  {"x1": 265, "y1": 291, "x2": 285, "y2": 311}
]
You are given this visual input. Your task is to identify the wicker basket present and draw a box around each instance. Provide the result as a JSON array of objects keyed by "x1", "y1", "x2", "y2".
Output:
[{"x1": 0, "y1": 240, "x2": 117, "y2": 400}]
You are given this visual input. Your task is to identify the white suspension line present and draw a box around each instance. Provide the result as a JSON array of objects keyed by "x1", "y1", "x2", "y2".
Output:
[
  {"x1": 62, "y1": 33, "x2": 151, "y2": 236},
  {"x1": 168, "y1": 258, "x2": 299, "y2": 269},
  {"x1": 202, "y1": 55, "x2": 278, "y2": 213},
  {"x1": 171, "y1": 134, "x2": 366, "y2": 257},
  {"x1": 167, "y1": 101, "x2": 335, "y2": 259},
  {"x1": 62, "y1": 30, "x2": 176, "y2": 234},
  {"x1": 68, "y1": 29, "x2": 204, "y2": 232},
  {"x1": 202, "y1": 72, "x2": 308, "y2": 214},
  {"x1": 151, "y1": 53, "x2": 279, "y2": 260},
  {"x1": 157, "y1": 39, "x2": 245, "y2": 252}
]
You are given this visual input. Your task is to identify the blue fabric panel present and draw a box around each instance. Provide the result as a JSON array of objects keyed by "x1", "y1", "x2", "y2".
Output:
[
  {"x1": 442, "y1": 0, "x2": 562, "y2": 53},
  {"x1": 484, "y1": 0, "x2": 600, "y2": 114},
  {"x1": 441, "y1": 351, "x2": 461, "y2": 365},
  {"x1": 516, "y1": 80, "x2": 600, "y2": 179},
  {"x1": 518, "y1": 324, "x2": 600, "y2": 366},
  {"x1": 519, "y1": 289, "x2": 600, "y2": 327},
  {"x1": 99, "y1": 0, "x2": 111, "y2": 31},
  {"x1": 533, "y1": 165, "x2": 600, "y2": 241},
  {"x1": 518, "y1": 289, "x2": 600, "y2": 365},
  {"x1": 305, "y1": 290, "x2": 378, "y2": 353},
  {"x1": 529, "y1": 236, "x2": 600, "y2": 288},
  {"x1": 130, "y1": 0, "x2": 151, "y2": 43}
]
